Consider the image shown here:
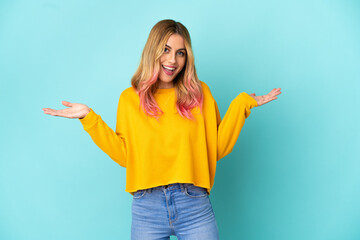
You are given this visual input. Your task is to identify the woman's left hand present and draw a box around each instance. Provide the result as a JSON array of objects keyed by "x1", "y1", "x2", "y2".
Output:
[{"x1": 249, "y1": 88, "x2": 282, "y2": 106}]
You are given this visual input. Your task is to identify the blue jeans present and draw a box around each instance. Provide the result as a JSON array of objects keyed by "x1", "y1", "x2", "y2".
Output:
[{"x1": 131, "y1": 183, "x2": 219, "y2": 240}]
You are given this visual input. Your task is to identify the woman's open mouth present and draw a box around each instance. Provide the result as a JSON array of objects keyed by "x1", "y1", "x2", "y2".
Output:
[{"x1": 162, "y1": 65, "x2": 176, "y2": 76}]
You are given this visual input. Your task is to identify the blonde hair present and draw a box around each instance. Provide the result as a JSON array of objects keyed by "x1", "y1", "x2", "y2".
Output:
[{"x1": 131, "y1": 19, "x2": 203, "y2": 121}]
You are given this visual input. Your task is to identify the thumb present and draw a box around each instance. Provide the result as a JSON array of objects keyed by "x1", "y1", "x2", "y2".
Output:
[{"x1": 62, "y1": 101, "x2": 73, "y2": 107}]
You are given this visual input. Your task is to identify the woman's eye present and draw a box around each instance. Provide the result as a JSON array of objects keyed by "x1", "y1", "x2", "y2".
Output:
[
  {"x1": 164, "y1": 48, "x2": 169, "y2": 52},
  {"x1": 177, "y1": 51, "x2": 185, "y2": 56}
]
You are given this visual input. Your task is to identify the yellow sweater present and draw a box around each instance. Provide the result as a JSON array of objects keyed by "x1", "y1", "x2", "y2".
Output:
[{"x1": 79, "y1": 81, "x2": 258, "y2": 195}]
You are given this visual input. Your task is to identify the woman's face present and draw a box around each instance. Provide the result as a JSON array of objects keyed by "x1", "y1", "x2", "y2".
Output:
[{"x1": 158, "y1": 34, "x2": 187, "y2": 89}]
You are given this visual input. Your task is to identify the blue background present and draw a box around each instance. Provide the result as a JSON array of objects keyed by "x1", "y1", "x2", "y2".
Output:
[{"x1": 1, "y1": 0, "x2": 359, "y2": 239}]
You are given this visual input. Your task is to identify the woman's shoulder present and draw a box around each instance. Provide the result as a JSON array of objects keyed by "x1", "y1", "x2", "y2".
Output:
[
  {"x1": 120, "y1": 86, "x2": 138, "y2": 99},
  {"x1": 115, "y1": 86, "x2": 139, "y2": 107},
  {"x1": 199, "y1": 80, "x2": 209, "y2": 90},
  {"x1": 199, "y1": 80, "x2": 215, "y2": 100}
]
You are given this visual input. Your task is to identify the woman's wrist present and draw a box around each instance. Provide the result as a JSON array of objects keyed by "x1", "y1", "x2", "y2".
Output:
[{"x1": 79, "y1": 108, "x2": 91, "y2": 119}]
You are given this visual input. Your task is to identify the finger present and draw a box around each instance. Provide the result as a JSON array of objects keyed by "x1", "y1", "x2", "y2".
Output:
[
  {"x1": 271, "y1": 88, "x2": 280, "y2": 94},
  {"x1": 62, "y1": 101, "x2": 73, "y2": 107},
  {"x1": 268, "y1": 89, "x2": 281, "y2": 97},
  {"x1": 43, "y1": 110, "x2": 57, "y2": 116},
  {"x1": 271, "y1": 91, "x2": 281, "y2": 96},
  {"x1": 267, "y1": 89, "x2": 276, "y2": 96},
  {"x1": 44, "y1": 108, "x2": 69, "y2": 117},
  {"x1": 262, "y1": 96, "x2": 278, "y2": 104},
  {"x1": 268, "y1": 97, "x2": 278, "y2": 103},
  {"x1": 43, "y1": 108, "x2": 59, "y2": 116},
  {"x1": 43, "y1": 108, "x2": 56, "y2": 113}
]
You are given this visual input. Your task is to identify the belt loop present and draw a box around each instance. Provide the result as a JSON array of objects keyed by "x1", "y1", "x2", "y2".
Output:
[{"x1": 181, "y1": 183, "x2": 186, "y2": 192}]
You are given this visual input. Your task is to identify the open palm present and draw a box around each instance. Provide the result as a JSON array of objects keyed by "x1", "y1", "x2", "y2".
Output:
[
  {"x1": 249, "y1": 88, "x2": 282, "y2": 106},
  {"x1": 42, "y1": 101, "x2": 90, "y2": 119}
]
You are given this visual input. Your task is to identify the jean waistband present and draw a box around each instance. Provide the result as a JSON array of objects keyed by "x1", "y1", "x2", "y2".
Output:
[{"x1": 144, "y1": 183, "x2": 194, "y2": 193}]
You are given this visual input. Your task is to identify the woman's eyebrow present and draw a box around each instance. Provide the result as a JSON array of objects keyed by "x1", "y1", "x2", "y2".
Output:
[{"x1": 165, "y1": 44, "x2": 186, "y2": 51}]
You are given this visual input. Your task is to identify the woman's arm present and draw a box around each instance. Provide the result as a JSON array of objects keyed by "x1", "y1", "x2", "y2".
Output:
[
  {"x1": 216, "y1": 88, "x2": 281, "y2": 160},
  {"x1": 78, "y1": 96, "x2": 127, "y2": 168},
  {"x1": 216, "y1": 92, "x2": 258, "y2": 160},
  {"x1": 43, "y1": 96, "x2": 127, "y2": 167}
]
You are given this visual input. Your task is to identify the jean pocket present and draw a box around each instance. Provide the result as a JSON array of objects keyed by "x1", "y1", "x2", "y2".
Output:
[
  {"x1": 184, "y1": 185, "x2": 208, "y2": 198},
  {"x1": 133, "y1": 189, "x2": 147, "y2": 199}
]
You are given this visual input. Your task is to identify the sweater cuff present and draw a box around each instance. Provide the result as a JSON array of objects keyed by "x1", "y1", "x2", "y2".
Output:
[
  {"x1": 79, "y1": 108, "x2": 99, "y2": 130},
  {"x1": 236, "y1": 92, "x2": 258, "y2": 108}
]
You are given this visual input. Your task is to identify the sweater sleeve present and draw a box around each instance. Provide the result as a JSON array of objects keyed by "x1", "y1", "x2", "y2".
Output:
[
  {"x1": 79, "y1": 94, "x2": 127, "y2": 167},
  {"x1": 216, "y1": 92, "x2": 258, "y2": 160}
]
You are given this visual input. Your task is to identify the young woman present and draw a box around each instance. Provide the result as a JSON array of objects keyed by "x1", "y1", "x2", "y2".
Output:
[{"x1": 43, "y1": 19, "x2": 281, "y2": 240}]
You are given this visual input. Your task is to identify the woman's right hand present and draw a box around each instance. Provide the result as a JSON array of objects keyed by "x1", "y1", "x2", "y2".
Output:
[{"x1": 43, "y1": 101, "x2": 90, "y2": 119}]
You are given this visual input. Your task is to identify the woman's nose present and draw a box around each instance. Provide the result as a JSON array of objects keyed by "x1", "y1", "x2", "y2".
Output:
[{"x1": 168, "y1": 53, "x2": 176, "y2": 64}]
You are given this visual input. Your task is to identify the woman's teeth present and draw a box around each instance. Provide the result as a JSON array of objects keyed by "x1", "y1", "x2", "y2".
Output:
[{"x1": 163, "y1": 65, "x2": 175, "y2": 71}]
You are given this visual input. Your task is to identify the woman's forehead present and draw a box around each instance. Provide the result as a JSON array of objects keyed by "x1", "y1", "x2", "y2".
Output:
[{"x1": 166, "y1": 34, "x2": 185, "y2": 50}]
